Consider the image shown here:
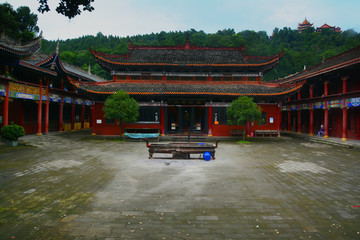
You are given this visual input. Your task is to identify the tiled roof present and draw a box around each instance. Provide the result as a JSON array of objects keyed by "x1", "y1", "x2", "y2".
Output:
[
  {"x1": 90, "y1": 41, "x2": 283, "y2": 73},
  {"x1": 28, "y1": 48, "x2": 105, "y2": 82},
  {"x1": 18, "y1": 60, "x2": 57, "y2": 76},
  {"x1": 318, "y1": 23, "x2": 334, "y2": 29},
  {"x1": 60, "y1": 60, "x2": 105, "y2": 82},
  {"x1": 0, "y1": 34, "x2": 42, "y2": 58},
  {"x1": 275, "y1": 45, "x2": 360, "y2": 84},
  {"x1": 70, "y1": 79, "x2": 303, "y2": 98}
]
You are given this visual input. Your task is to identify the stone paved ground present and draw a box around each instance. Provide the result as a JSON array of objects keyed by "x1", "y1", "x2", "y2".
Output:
[{"x1": 0, "y1": 132, "x2": 360, "y2": 239}]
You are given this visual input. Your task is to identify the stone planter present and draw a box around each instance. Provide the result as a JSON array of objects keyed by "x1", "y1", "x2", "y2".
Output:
[{"x1": 1, "y1": 137, "x2": 19, "y2": 147}]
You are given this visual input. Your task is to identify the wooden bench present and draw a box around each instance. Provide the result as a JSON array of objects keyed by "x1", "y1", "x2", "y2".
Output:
[
  {"x1": 145, "y1": 140, "x2": 219, "y2": 159},
  {"x1": 230, "y1": 129, "x2": 244, "y2": 137},
  {"x1": 254, "y1": 130, "x2": 278, "y2": 137}
]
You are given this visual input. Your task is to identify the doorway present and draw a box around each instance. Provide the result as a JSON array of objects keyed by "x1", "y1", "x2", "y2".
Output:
[{"x1": 167, "y1": 106, "x2": 206, "y2": 134}]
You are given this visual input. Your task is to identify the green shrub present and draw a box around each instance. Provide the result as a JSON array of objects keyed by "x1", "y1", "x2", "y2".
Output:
[{"x1": 1, "y1": 122, "x2": 25, "y2": 141}]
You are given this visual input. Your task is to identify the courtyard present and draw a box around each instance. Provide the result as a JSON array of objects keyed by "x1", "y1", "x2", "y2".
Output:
[{"x1": 0, "y1": 132, "x2": 360, "y2": 239}]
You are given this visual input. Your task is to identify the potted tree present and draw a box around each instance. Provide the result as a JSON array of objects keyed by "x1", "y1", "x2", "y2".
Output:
[{"x1": 1, "y1": 122, "x2": 25, "y2": 146}]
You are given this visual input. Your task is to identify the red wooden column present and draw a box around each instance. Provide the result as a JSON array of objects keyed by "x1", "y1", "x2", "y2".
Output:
[
  {"x1": 297, "y1": 91, "x2": 301, "y2": 134},
  {"x1": 277, "y1": 107, "x2": 281, "y2": 137},
  {"x1": 91, "y1": 102, "x2": 96, "y2": 135},
  {"x1": 3, "y1": 82, "x2": 9, "y2": 126},
  {"x1": 342, "y1": 76, "x2": 348, "y2": 141},
  {"x1": 160, "y1": 105, "x2": 165, "y2": 136},
  {"x1": 59, "y1": 80, "x2": 64, "y2": 131},
  {"x1": 342, "y1": 108, "x2": 348, "y2": 141},
  {"x1": 309, "y1": 85, "x2": 314, "y2": 136},
  {"x1": 287, "y1": 111, "x2": 291, "y2": 132},
  {"x1": 36, "y1": 79, "x2": 43, "y2": 136},
  {"x1": 81, "y1": 99, "x2": 85, "y2": 129},
  {"x1": 71, "y1": 97, "x2": 75, "y2": 131},
  {"x1": 287, "y1": 97, "x2": 291, "y2": 132},
  {"x1": 44, "y1": 79, "x2": 50, "y2": 134},
  {"x1": 208, "y1": 105, "x2": 213, "y2": 136},
  {"x1": 324, "y1": 81, "x2": 329, "y2": 138}
]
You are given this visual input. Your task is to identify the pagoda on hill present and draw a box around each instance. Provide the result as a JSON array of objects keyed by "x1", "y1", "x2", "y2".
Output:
[{"x1": 297, "y1": 18, "x2": 313, "y2": 33}]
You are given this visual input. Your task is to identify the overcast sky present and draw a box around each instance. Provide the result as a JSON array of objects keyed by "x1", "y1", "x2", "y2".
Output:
[{"x1": 5, "y1": 0, "x2": 360, "y2": 40}]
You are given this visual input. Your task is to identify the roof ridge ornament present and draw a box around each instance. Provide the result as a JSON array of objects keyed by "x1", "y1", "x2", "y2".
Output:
[{"x1": 55, "y1": 39, "x2": 59, "y2": 55}]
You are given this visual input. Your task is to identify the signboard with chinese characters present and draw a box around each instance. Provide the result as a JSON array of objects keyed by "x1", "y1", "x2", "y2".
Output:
[{"x1": 10, "y1": 91, "x2": 39, "y2": 100}]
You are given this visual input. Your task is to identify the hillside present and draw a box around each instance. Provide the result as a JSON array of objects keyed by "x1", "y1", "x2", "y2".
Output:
[{"x1": 41, "y1": 28, "x2": 360, "y2": 81}]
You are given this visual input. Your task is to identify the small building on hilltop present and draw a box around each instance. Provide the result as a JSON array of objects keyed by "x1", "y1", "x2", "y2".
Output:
[
  {"x1": 316, "y1": 23, "x2": 342, "y2": 33},
  {"x1": 298, "y1": 18, "x2": 314, "y2": 33},
  {"x1": 70, "y1": 39, "x2": 303, "y2": 137}
]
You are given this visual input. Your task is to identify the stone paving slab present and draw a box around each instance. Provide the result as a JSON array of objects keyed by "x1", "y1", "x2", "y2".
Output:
[{"x1": 0, "y1": 131, "x2": 360, "y2": 239}]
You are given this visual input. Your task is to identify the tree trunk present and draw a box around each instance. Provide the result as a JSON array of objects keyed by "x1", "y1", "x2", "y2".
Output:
[{"x1": 243, "y1": 126, "x2": 246, "y2": 141}]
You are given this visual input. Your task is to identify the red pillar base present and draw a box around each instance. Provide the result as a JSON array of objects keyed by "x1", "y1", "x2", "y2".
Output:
[
  {"x1": 36, "y1": 133, "x2": 42, "y2": 136},
  {"x1": 342, "y1": 138, "x2": 348, "y2": 141}
]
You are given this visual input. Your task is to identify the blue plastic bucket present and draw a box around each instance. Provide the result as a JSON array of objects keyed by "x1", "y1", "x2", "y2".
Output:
[{"x1": 203, "y1": 151, "x2": 211, "y2": 161}]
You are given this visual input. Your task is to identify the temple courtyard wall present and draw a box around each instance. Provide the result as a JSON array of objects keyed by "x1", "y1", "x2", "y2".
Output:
[{"x1": 0, "y1": 131, "x2": 359, "y2": 239}]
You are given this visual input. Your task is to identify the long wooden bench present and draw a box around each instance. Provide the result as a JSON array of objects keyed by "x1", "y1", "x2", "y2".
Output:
[
  {"x1": 254, "y1": 130, "x2": 278, "y2": 137},
  {"x1": 230, "y1": 129, "x2": 244, "y2": 137},
  {"x1": 145, "y1": 140, "x2": 219, "y2": 159}
]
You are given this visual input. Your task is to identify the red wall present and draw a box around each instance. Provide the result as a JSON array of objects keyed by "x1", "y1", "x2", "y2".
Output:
[
  {"x1": 92, "y1": 103, "x2": 160, "y2": 135},
  {"x1": 212, "y1": 104, "x2": 280, "y2": 136},
  {"x1": 93, "y1": 103, "x2": 281, "y2": 136}
]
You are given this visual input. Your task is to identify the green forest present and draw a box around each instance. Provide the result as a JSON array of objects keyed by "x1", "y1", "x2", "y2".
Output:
[
  {"x1": 2, "y1": 3, "x2": 360, "y2": 81},
  {"x1": 41, "y1": 28, "x2": 360, "y2": 81}
]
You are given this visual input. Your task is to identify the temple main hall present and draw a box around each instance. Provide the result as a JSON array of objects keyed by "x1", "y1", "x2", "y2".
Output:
[{"x1": 71, "y1": 39, "x2": 303, "y2": 136}]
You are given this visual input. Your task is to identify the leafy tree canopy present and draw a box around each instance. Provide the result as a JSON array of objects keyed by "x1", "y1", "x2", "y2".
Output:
[
  {"x1": 103, "y1": 90, "x2": 139, "y2": 123},
  {"x1": 37, "y1": 0, "x2": 94, "y2": 19},
  {"x1": 226, "y1": 96, "x2": 262, "y2": 140},
  {"x1": 0, "y1": 3, "x2": 39, "y2": 42}
]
